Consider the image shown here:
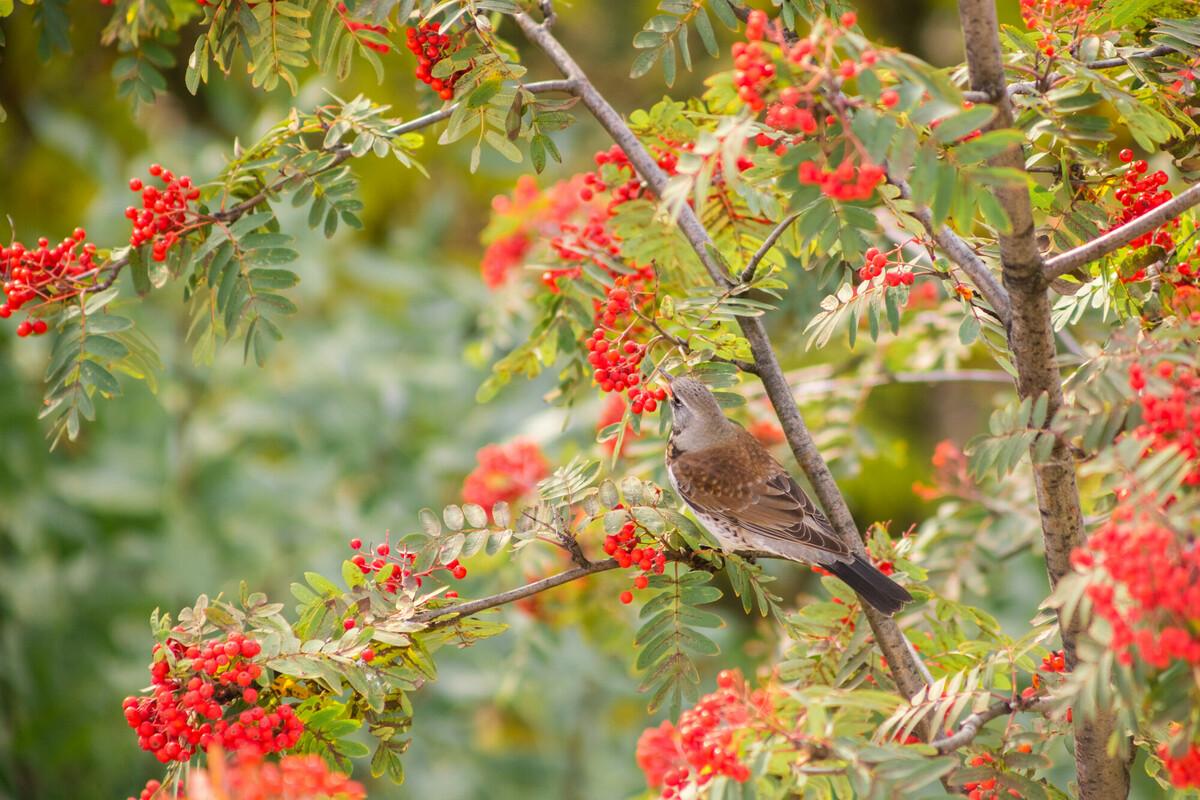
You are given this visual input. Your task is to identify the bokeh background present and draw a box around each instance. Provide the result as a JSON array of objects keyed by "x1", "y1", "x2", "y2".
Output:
[{"x1": 0, "y1": 2, "x2": 1068, "y2": 799}]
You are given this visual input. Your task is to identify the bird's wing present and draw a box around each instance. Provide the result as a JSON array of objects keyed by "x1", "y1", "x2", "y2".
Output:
[{"x1": 671, "y1": 431, "x2": 851, "y2": 561}]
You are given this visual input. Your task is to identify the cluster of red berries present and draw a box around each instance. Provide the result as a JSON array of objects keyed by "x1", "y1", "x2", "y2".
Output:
[
  {"x1": 798, "y1": 157, "x2": 885, "y2": 202},
  {"x1": 122, "y1": 632, "x2": 297, "y2": 765},
  {"x1": 1109, "y1": 149, "x2": 1176, "y2": 279},
  {"x1": 834, "y1": 39, "x2": 878, "y2": 80},
  {"x1": 637, "y1": 670, "x2": 771, "y2": 797},
  {"x1": 856, "y1": 245, "x2": 913, "y2": 287},
  {"x1": 963, "y1": 753, "x2": 1023, "y2": 799},
  {"x1": 577, "y1": 145, "x2": 652, "y2": 216},
  {"x1": 126, "y1": 165, "x2": 199, "y2": 263},
  {"x1": 601, "y1": 510, "x2": 668, "y2": 604},
  {"x1": 127, "y1": 749, "x2": 366, "y2": 800},
  {"x1": 217, "y1": 751, "x2": 367, "y2": 800},
  {"x1": 1019, "y1": 0, "x2": 1094, "y2": 57},
  {"x1": 763, "y1": 87, "x2": 818, "y2": 136},
  {"x1": 584, "y1": 327, "x2": 649, "y2": 403},
  {"x1": 339, "y1": 3, "x2": 390, "y2": 53},
  {"x1": 550, "y1": 212, "x2": 622, "y2": 266},
  {"x1": 461, "y1": 438, "x2": 550, "y2": 514},
  {"x1": 1039, "y1": 649, "x2": 1067, "y2": 673},
  {"x1": 127, "y1": 779, "x2": 182, "y2": 800},
  {"x1": 1129, "y1": 361, "x2": 1200, "y2": 486},
  {"x1": 405, "y1": 22, "x2": 465, "y2": 100},
  {"x1": 1160, "y1": 741, "x2": 1200, "y2": 789},
  {"x1": 210, "y1": 703, "x2": 303, "y2": 757},
  {"x1": 1168, "y1": 241, "x2": 1200, "y2": 289},
  {"x1": 547, "y1": 148, "x2": 661, "y2": 291},
  {"x1": 1, "y1": 228, "x2": 96, "y2": 335},
  {"x1": 1071, "y1": 503, "x2": 1200, "y2": 668},
  {"x1": 731, "y1": 11, "x2": 775, "y2": 111},
  {"x1": 348, "y1": 536, "x2": 466, "y2": 595},
  {"x1": 583, "y1": 278, "x2": 667, "y2": 415}
]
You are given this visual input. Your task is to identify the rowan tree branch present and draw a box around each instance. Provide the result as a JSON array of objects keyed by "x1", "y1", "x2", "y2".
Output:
[
  {"x1": 888, "y1": 175, "x2": 1011, "y2": 325},
  {"x1": 512, "y1": 9, "x2": 933, "y2": 709},
  {"x1": 956, "y1": 1, "x2": 1129, "y2": 795},
  {"x1": 740, "y1": 211, "x2": 802, "y2": 283},
  {"x1": 961, "y1": 44, "x2": 1179, "y2": 103},
  {"x1": 411, "y1": 558, "x2": 620, "y2": 628},
  {"x1": 1043, "y1": 182, "x2": 1200, "y2": 281},
  {"x1": 412, "y1": 545, "x2": 793, "y2": 631},
  {"x1": 387, "y1": 78, "x2": 576, "y2": 137},
  {"x1": 931, "y1": 695, "x2": 1053, "y2": 754}
]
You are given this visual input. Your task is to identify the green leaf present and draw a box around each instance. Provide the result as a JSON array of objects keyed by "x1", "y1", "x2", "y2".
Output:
[
  {"x1": 79, "y1": 360, "x2": 121, "y2": 396},
  {"x1": 693, "y1": 8, "x2": 718, "y2": 57},
  {"x1": 86, "y1": 315, "x2": 134, "y2": 335},
  {"x1": 467, "y1": 80, "x2": 502, "y2": 109},
  {"x1": 959, "y1": 315, "x2": 981, "y2": 345},
  {"x1": 630, "y1": 48, "x2": 661, "y2": 79},
  {"x1": 930, "y1": 163, "x2": 956, "y2": 227},
  {"x1": 84, "y1": 335, "x2": 130, "y2": 360},
  {"x1": 249, "y1": 269, "x2": 300, "y2": 290},
  {"x1": 484, "y1": 130, "x2": 522, "y2": 163},
  {"x1": 933, "y1": 106, "x2": 997, "y2": 143},
  {"x1": 953, "y1": 129, "x2": 1023, "y2": 162}
]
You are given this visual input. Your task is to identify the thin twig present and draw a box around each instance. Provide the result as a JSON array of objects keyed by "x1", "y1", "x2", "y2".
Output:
[
  {"x1": 888, "y1": 175, "x2": 1011, "y2": 326},
  {"x1": 1043, "y1": 183, "x2": 1200, "y2": 281},
  {"x1": 961, "y1": 44, "x2": 1178, "y2": 102},
  {"x1": 637, "y1": 309, "x2": 760, "y2": 375},
  {"x1": 412, "y1": 558, "x2": 619, "y2": 628},
  {"x1": 931, "y1": 695, "x2": 1053, "y2": 754},
  {"x1": 740, "y1": 211, "x2": 802, "y2": 283},
  {"x1": 1084, "y1": 43, "x2": 1176, "y2": 70}
]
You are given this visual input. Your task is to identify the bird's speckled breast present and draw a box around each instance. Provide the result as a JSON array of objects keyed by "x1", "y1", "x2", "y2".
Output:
[{"x1": 665, "y1": 456, "x2": 748, "y2": 553}]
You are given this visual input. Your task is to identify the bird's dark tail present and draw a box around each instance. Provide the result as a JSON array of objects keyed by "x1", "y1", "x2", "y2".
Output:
[{"x1": 827, "y1": 555, "x2": 913, "y2": 615}]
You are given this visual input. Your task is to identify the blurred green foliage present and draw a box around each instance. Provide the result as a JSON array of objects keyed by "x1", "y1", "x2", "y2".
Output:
[{"x1": 0, "y1": 3, "x2": 1062, "y2": 799}]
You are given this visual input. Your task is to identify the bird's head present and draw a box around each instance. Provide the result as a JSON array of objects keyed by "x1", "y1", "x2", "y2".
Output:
[{"x1": 667, "y1": 376, "x2": 729, "y2": 450}]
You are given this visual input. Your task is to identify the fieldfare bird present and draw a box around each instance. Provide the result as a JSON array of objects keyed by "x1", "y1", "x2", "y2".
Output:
[{"x1": 664, "y1": 376, "x2": 912, "y2": 615}]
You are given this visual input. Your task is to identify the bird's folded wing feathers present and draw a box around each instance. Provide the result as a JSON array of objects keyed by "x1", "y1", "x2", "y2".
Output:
[{"x1": 671, "y1": 440, "x2": 851, "y2": 560}]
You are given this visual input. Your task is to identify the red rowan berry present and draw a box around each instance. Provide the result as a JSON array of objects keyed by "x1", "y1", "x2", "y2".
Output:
[{"x1": 405, "y1": 21, "x2": 467, "y2": 98}]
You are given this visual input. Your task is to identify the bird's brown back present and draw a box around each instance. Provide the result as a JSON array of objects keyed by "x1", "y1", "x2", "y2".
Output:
[{"x1": 669, "y1": 422, "x2": 851, "y2": 561}]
